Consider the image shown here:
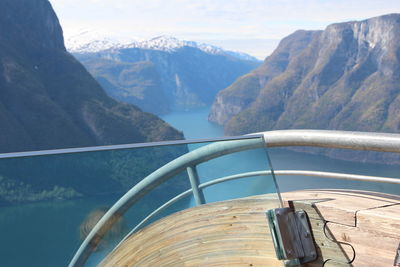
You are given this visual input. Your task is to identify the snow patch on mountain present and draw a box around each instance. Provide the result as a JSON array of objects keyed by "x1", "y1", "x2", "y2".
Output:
[
  {"x1": 127, "y1": 36, "x2": 258, "y2": 61},
  {"x1": 66, "y1": 32, "x2": 259, "y2": 61},
  {"x1": 65, "y1": 29, "x2": 137, "y2": 53}
]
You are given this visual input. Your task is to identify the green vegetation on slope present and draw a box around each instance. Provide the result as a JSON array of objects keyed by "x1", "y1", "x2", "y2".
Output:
[
  {"x1": 211, "y1": 15, "x2": 400, "y2": 138},
  {"x1": 0, "y1": 0, "x2": 187, "y2": 204},
  {"x1": 0, "y1": 0, "x2": 183, "y2": 153},
  {"x1": 81, "y1": 59, "x2": 170, "y2": 114},
  {"x1": 75, "y1": 46, "x2": 260, "y2": 114}
]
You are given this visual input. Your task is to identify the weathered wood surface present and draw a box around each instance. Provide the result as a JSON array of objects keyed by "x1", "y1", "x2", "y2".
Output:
[
  {"x1": 100, "y1": 190, "x2": 399, "y2": 266},
  {"x1": 282, "y1": 190, "x2": 400, "y2": 267},
  {"x1": 99, "y1": 195, "x2": 282, "y2": 267}
]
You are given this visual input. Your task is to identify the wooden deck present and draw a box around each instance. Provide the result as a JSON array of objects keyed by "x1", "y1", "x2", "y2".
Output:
[
  {"x1": 99, "y1": 190, "x2": 400, "y2": 267},
  {"x1": 284, "y1": 190, "x2": 400, "y2": 266}
]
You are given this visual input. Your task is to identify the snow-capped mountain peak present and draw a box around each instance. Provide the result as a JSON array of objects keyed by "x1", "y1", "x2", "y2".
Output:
[
  {"x1": 125, "y1": 35, "x2": 193, "y2": 51},
  {"x1": 65, "y1": 29, "x2": 138, "y2": 53},
  {"x1": 66, "y1": 32, "x2": 259, "y2": 61},
  {"x1": 125, "y1": 36, "x2": 258, "y2": 61}
]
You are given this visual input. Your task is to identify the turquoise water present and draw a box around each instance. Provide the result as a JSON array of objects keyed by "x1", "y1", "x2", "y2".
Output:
[
  {"x1": 0, "y1": 107, "x2": 399, "y2": 267},
  {"x1": 161, "y1": 108, "x2": 224, "y2": 139},
  {"x1": 161, "y1": 108, "x2": 279, "y2": 201},
  {"x1": 0, "y1": 197, "x2": 117, "y2": 266},
  {"x1": 0, "y1": 109, "x2": 278, "y2": 267},
  {"x1": 161, "y1": 107, "x2": 400, "y2": 195}
]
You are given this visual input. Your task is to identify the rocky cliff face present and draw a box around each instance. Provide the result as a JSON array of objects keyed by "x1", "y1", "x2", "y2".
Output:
[
  {"x1": 74, "y1": 43, "x2": 260, "y2": 114},
  {"x1": 210, "y1": 14, "x2": 400, "y2": 140},
  {"x1": 209, "y1": 30, "x2": 320, "y2": 125},
  {"x1": 1, "y1": 0, "x2": 65, "y2": 51},
  {"x1": 0, "y1": 0, "x2": 188, "y2": 204},
  {"x1": 0, "y1": 0, "x2": 183, "y2": 154}
]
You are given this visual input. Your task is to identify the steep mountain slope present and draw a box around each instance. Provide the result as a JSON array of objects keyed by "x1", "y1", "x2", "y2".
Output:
[
  {"x1": 80, "y1": 58, "x2": 170, "y2": 114},
  {"x1": 72, "y1": 36, "x2": 260, "y2": 114},
  {"x1": 0, "y1": 0, "x2": 188, "y2": 204},
  {"x1": 0, "y1": 0, "x2": 183, "y2": 154},
  {"x1": 209, "y1": 30, "x2": 320, "y2": 125},
  {"x1": 210, "y1": 14, "x2": 400, "y2": 138}
]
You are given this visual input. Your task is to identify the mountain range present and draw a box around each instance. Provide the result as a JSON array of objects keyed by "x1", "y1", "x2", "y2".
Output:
[
  {"x1": 210, "y1": 14, "x2": 400, "y2": 137},
  {"x1": 209, "y1": 13, "x2": 400, "y2": 163},
  {"x1": 67, "y1": 32, "x2": 259, "y2": 61},
  {"x1": 70, "y1": 35, "x2": 261, "y2": 114}
]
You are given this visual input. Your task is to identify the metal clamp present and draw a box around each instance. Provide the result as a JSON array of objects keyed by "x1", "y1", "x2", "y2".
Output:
[{"x1": 267, "y1": 208, "x2": 317, "y2": 266}]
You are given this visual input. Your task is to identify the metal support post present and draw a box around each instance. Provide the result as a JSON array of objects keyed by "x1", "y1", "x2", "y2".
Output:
[{"x1": 187, "y1": 166, "x2": 206, "y2": 205}]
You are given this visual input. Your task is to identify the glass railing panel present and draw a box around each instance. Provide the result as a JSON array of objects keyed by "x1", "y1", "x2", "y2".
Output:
[
  {"x1": 83, "y1": 136, "x2": 281, "y2": 266},
  {"x1": 197, "y1": 144, "x2": 278, "y2": 203},
  {"x1": 0, "y1": 142, "x2": 189, "y2": 267},
  {"x1": 0, "y1": 135, "x2": 281, "y2": 267},
  {"x1": 84, "y1": 176, "x2": 194, "y2": 267}
]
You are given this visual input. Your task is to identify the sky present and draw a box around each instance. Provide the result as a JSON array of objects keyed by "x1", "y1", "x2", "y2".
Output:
[{"x1": 49, "y1": 0, "x2": 400, "y2": 59}]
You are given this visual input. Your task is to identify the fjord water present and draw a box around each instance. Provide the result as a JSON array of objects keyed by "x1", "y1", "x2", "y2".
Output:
[
  {"x1": 161, "y1": 108, "x2": 400, "y2": 195},
  {"x1": 1, "y1": 108, "x2": 399, "y2": 267},
  {"x1": 0, "y1": 108, "x2": 278, "y2": 267}
]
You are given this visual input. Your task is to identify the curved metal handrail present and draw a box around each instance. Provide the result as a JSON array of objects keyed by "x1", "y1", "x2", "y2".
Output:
[
  {"x1": 69, "y1": 130, "x2": 400, "y2": 267},
  {"x1": 132, "y1": 171, "x2": 272, "y2": 233},
  {"x1": 118, "y1": 170, "x2": 272, "y2": 247},
  {"x1": 274, "y1": 170, "x2": 400, "y2": 184},
  {"x1": 260, "y1": 129, "x2": 400, "y2": 152},
  {"x1": 68, "y1": 137, "x2": 264, "y2": 267},
  {"x1": 121, "y1": 169, "x2": 400, "y2": 244}
]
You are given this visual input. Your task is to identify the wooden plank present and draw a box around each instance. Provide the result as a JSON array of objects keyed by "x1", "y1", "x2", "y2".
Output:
[
  {"x1": 325, "y1": 203, "x2": 400, "y2": 266},
  {"x1": 327, "y1": 221, "x2": 399, "y2": 266},
  {"x1": 288, "y1": 201, "x2": 354, "y2": 267},
  {"x1": 99, "y1": 190, "x2": 399, "y2": 266},
  {"x1": 99, "y1": 195, "x2": 282, "y2": 267},
  {"x1": 357, "y1": 204, "x2": 400, "y2": 238},
  {"x1": 281, "y1": 190, "x2": 398, "y2": 226},
  {"x1": 283, "y1": 190, "x2": 400, "y2": 267}
]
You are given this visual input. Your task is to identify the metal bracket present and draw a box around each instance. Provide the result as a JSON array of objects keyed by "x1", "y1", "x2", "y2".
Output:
[
  {"x1": 395, "y1": 243, "x2": 400, "y2": 266},
  {"x1": 267, "y1": 208, "x2": 317, "y2": 266}
]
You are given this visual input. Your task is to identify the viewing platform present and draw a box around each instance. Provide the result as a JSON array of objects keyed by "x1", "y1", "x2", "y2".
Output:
[
  {"x1": 99, "y1": 190, "x2": 399, "y2": 267},
  {"x1": 1, "y1": 130, "x2": 398, "y2": 266}
]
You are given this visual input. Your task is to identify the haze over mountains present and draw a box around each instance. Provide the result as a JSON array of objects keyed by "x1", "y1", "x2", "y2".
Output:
[
  {"x1": 210, "y1": 14, "x2": 400, "y2": 139},
  {"x1": 70, "y1": 34, "x2": 260, "y2": 114}
]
